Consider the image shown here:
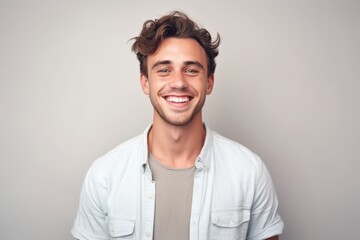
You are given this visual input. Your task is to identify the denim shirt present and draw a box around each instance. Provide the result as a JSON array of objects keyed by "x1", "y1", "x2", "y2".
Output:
[{"x1": 71, "y1": 125, "x2": 283, "y2": 240}]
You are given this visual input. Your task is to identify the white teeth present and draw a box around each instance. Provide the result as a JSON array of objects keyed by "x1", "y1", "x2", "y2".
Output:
[{"x1": 166, "y1": 96, "x2": 190, "y2": 103}]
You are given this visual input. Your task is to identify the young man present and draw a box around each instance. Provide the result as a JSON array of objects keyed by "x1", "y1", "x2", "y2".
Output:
[{"x1": 72, "y1": 11, "x2": 283, "y2": 240}]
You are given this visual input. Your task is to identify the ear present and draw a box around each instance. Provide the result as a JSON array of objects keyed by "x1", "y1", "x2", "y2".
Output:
[
  {"x1": 140, "y1": 73, "x2": 150, "y2": 95},
  {"x1": 206, "y1": 74, "x2": 214, "y2": 95}
]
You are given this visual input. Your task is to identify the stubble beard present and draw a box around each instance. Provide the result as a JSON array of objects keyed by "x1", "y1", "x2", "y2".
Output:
[{"x1": 150, "y1": 94, "x2": 206, "y2": 127}]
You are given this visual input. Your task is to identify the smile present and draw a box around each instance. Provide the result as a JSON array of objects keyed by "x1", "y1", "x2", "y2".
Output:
[{"x1": 165, "y1": 96, "x2": 192, "y2": 103}]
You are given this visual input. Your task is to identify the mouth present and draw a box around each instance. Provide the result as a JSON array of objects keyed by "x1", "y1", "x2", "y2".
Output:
[{"x1": 164, "y1": 96, "x2": 192, "y2": 103}]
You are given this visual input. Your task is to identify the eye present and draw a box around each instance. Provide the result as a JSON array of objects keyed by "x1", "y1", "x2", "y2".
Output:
[
  {"x1": 185, "y1": 68, "x2": 199, "y2": 75},
  {"x1": 156, "y1": 68, "x2": 171, "y2": 76}
]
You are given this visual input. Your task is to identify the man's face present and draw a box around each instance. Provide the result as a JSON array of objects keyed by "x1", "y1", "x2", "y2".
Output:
[{"x1": 141, "y1": 37, "x2": 214, "y2": 127}]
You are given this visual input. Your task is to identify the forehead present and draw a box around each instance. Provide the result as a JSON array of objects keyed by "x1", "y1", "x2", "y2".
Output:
[{"x1": 148, "y1": 38, "x2": 207, "y2": 66}]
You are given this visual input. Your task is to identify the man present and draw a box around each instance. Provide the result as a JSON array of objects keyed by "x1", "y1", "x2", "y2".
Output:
[{"x1": 72, "y1": 11, "x2": 283, "y2": 240}]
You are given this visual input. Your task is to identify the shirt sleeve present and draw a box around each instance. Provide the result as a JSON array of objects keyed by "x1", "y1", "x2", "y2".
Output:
[
  {"x1": 246, "y1": 157, "x2": 284, "y2": 240},
  {"x1": 71, "y1": 161, "x2": 110, "y2": 240}
]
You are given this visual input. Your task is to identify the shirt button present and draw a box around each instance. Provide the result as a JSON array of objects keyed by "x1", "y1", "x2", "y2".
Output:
[
  {"x1": 147, "y1": 192, "x2": 153, "y2": 198},
  {"x1": 146, "y1": 231, "x2": 151, "y2": 237}
]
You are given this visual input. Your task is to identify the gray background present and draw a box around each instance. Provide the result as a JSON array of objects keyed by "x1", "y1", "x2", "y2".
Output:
[{"x1": 1, "y1": 0, "x2": 359, "y2": 239}]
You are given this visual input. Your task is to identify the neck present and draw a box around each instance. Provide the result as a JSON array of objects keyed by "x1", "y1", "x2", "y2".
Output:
[{"x1": 148, "y1": 113, "x2": 205, "y2": 168}]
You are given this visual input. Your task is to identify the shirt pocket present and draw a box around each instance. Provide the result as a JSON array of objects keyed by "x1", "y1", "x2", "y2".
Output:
[
  {"x1": 210, "y1": 208, "x2": 250, "y2": 240},
  {"x1": 108, "y1": 217, "x2": 135, "y2": 239}
]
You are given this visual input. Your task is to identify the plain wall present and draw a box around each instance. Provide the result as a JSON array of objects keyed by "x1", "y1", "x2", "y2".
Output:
[{"x1": 1, "y1": 0, "x2": 359, "y2": 239}]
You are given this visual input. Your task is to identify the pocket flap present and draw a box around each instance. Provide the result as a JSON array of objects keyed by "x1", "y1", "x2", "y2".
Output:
[
  {"x1": 211, "y1": 208, "x2": 250, "y2": 228},
  {"x1": 108, "y1": 218, "x2": 135, "y2": 237}
]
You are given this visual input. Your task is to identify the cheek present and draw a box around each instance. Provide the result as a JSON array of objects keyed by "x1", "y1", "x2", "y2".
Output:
[
  {"x1": 150, "y1": 81, "x2": 167, "y2": 93},
  {"x1": 199, "y1": 81, "x2": 210, "y2": 93}
]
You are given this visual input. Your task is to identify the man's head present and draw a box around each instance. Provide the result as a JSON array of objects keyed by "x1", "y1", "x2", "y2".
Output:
[
  {"x1": 131, "y1": 12, "x2": 221, "y2": 127},
  {"x1": 131, "y1": 11, "x2": 220, "y2": 78}
]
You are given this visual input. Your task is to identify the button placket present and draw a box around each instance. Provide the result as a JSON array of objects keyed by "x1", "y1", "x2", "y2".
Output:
[{"x1": 142, "y1": 165, "x2": 155, "y2": 239}]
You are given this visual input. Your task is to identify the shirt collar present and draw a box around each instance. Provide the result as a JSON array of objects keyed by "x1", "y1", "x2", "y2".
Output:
[{"x1": 195, "y1": 123, "x2": 213, "y2": 170}]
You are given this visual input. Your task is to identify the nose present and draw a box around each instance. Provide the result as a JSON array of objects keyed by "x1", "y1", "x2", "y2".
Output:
[{"x1": 170, "y1": 71, "x2": 188, "y2": 89}]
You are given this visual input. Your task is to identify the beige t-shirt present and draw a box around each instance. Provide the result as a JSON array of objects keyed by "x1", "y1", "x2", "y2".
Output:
[{"x1": 149, "y1": 155, "x2": 196, "y2": 240}]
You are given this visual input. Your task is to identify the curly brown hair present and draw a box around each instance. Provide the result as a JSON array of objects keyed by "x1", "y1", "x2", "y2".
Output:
[{"x1": 131, "y1": 11, "x2": 220, "y2": 77}]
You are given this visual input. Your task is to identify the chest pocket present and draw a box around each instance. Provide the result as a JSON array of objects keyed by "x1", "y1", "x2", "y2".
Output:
[
  {"x1": 210, "y1": 208, "x2": 250, "y2": 240},
  {"x1": 108, "y1": 218, "x2": 135, "y2": 239}
]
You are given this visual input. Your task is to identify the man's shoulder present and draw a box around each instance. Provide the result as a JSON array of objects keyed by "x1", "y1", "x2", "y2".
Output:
[
  {"x1": 90, "y1": 130, "x2": 148, "y2": 173},
  {"x1": 107, "y1": 133, "x2": 144, "y2": 155},
  {"x1": 211, "y1": 130, "x2": 263, "y2": 170},
  {"x1": 212, "y1": 131, "x2": 257, "y2": 157}
]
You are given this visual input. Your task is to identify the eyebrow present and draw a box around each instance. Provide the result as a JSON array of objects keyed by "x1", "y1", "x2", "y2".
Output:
[
  {"x1": 184, "y1": 61, "x2": 205, "y2": 70},
  {"x1": 151, "y1": 60, "x2": 171, "y2": 70},
  {"x1": 151, "y1": 60, "x2": 205, "y2": 70}
]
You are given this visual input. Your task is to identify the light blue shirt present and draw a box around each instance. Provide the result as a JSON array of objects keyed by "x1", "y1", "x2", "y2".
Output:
[{"x1": 72, "y1": 125, "x2": 283, "y2": 240}]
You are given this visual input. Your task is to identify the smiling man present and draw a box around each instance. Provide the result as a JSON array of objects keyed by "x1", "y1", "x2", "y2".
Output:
[{"x1": 71, "y1": 11, "x2": 284, "y2": 240}]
